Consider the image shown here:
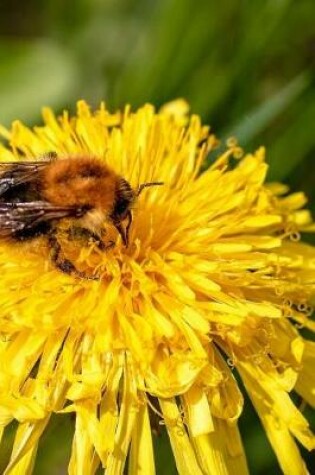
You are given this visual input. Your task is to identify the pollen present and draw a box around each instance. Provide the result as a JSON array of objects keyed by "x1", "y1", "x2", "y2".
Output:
[{"x1": 0, "y1": 100, "x2": 314, "y2": 474}]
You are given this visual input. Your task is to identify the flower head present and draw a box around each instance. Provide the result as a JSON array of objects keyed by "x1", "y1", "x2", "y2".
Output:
[{"x1": 0, "y1": 100, "x2": 314, "y2": 474}]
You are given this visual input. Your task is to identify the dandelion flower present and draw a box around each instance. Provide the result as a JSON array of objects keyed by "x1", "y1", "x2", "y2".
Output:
[{"x1": 0, "y1": 100, "x2": 314, "y2": 474}]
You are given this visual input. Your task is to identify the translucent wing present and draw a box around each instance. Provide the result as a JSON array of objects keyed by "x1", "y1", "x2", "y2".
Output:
[
  {"x1": 0, "y1": 159, "x2": 51, "y2": 196},
  {"x1": 0, "y1": 201, "x2": 85, "y2": 237}
]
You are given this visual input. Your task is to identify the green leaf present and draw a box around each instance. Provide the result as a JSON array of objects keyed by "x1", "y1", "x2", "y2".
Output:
[
  {"x1": 267, "y1": 91, "x2": 315, "y2": 180},
  {"x1": 223, "y1": 71, "x2": 311, "y2": 146},
  {"x1": 154, "y1": 430, "x2": 177, "y2": 475}
]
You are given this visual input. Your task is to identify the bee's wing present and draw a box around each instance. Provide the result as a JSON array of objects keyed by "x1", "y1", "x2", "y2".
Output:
[
  {"x1": 0, "y1": 201, "x2": 84, "y2": 237},
  {"x1": 0, "y1": 160, "x2": 51, "y2": 196}
]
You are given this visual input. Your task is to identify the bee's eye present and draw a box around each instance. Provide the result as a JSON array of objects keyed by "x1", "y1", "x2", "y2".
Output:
[
  {"x1": 113, "y1": 199, "x2": 129, "y2": 219},
  {"x1": 112, "y1": 178, "x2": 134, "y2": 221}
]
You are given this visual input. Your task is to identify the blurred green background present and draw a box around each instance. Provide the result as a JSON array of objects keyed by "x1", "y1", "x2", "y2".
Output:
[{"x1": 0, "y1": 0, "x2": 314, "y2": 473}]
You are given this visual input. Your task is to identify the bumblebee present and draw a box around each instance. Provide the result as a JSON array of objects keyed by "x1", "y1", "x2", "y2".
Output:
[{"x1": 0, "y1": 153, "x2": 163, "y2": 278}]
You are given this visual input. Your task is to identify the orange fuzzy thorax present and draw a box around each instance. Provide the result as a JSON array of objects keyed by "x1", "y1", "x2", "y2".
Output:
[{"x1": 40, "y1": 156, "x2": 118, "y2": 213}]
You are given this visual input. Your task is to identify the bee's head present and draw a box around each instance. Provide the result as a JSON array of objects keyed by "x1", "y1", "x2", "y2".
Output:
[
  {"x1": 110, "y1": 177, "x2": 163, "y2": 247},
  {"x1": 111, "y1": 178, "x2": 135, "y2": 222},
  {"x1": 109, "y1": 178, "x2": 134, "y2": 246}
]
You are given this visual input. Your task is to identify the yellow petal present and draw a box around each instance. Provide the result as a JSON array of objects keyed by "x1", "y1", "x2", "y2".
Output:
[
  {"x1": 238, "y1": 357, "x2": 315, "y2": 456},
  {"x1": 68, "y1": 410, "x2": 95, "y2": 475},
  {"x1": 159, "y1": 398, "x2": 203, "y2": 475},
  {"x1": 144, "y1": 346, "x2": 207, "y2": 398},
  {"x1": 183, "y1": 385, "x2": 214, "y2": 436},
  {"x1": 106, "y1": 359, "x2": 138, "y2": 475},
  {"x1": 128, "y1": 404, "x2": 155, "y2": 475},
  {"x1": 241, "y1": 215, "x2": 282, "y2": 229},
  {"x1": 4, "y1": 418, "x2": 49, "y2": 474},
  {"x1": 295, "y1": 340, "x2": 315, "y2": 407},
  {"x1": 191, "y1": 418, "x2": 249, "y2": 475}
]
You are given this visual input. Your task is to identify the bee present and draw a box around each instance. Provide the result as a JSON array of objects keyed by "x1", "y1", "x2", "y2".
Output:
[{"x1": 0, "y1": 153, "x2": 163, "y2": 278}]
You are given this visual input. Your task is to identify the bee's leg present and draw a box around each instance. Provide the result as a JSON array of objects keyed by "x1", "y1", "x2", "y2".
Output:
[
  {"x1": 48, "y1": 231, "x2": 77, "y2": 274},
  {"x1": 67, "y1": 227, "x2": 115, "y2": 251},
  {"x1": 48, "y1": 229, "x2": 99, "y2": 280},
  {"x1": 86, "y1": 230, "x2": 115, "y2": 251},
  {"x1": 94, "y1": 238, "x2": 115, "y2": 252}
]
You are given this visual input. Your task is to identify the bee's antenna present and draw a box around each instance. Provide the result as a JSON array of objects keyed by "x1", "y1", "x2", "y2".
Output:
[{"x1": 136, "y1": 182, "x2": 164, "y2": 196}]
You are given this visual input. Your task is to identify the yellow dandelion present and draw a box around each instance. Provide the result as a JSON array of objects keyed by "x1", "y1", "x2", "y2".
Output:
[{"x1": 0, "y1": 100, "x2": 314, "y2": 475}]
